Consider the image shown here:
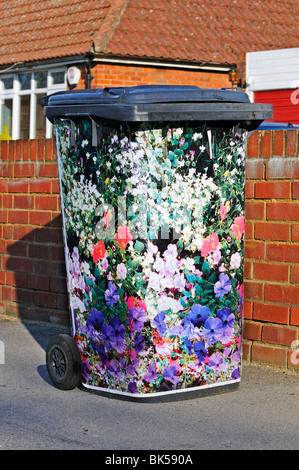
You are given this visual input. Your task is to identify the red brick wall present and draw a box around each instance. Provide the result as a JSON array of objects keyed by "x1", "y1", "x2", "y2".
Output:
[
  {"x1": 76, "y1": 62, "x2": 231, "y2": 89},
  {"x1": 0, "y1": 130, "x2": 299, "y2": 371},
  {"x1": 0, "y1": 139, "x2": 69, "y2": 325},
  {"x1": 244, "y1": 130, "x2": 299, "y2": 371}
]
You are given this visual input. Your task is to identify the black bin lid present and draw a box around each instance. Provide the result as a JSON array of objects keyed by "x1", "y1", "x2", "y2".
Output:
[{"x1": 41, "y1": 85, "x2": 273, "y2": 124}]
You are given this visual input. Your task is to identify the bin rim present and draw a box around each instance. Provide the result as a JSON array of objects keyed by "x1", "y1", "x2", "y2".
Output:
[
  {"x1": 41, "y1": 85, "x2": 273, "y2": 124},
  {"x1": 41, "y1": 85, "x2": 250, "y2": 106}
]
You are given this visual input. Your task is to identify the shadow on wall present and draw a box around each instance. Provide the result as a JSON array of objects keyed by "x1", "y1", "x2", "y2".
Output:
[{"x1": 5, "y1": 215, "x2": 71, "y2": 350}]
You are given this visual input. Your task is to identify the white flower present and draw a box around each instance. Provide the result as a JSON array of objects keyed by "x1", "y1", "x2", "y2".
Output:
[
  {"x1": 160, "y1": 276, "x2": 175, "y2": 289},
  {"x1": 81, "y1": 139, "x2": 88, "y2": 148},
  {"x1": 111, "y1": 135, "x2": 119, "y2": 145},
  {"x1": 155, "y1": 342, "x2": 172, "y2": 356},
  {"x1": 116, "y1": 263, "x2": 127, "y2": 279},
  {"x1": 148, "y1": 272, "x2": 161, "y2": 291},
  {"x1": 71, "y1": 294, "x2": 86, "y2": 313},
  {"x1": 153, "y1": 255, "x2": 164, "y2": 274},
  {"x1": 120, "y1": 136, "x2": 129, "y2": 147},
  {"x1": 230, "y1": 252, "x2": 241, "y2": 269},
  {"x1": 173, "y1": 272, "x2": 186, "y2": 291},
  {"x1": 157, "y1": 295, "x2": 183, "y2": 313},
  {"x1": 192, "y1": 132, "x2": 203, "y2": 141},
  {"x1": 180, "y1": 257, "x2": 195, "y2": 272}
]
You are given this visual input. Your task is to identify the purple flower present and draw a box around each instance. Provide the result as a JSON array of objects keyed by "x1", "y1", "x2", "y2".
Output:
[
  {"x1": 128, "y1": 307, "x2": 147, "y2": 332},
  {"x1": 152, "y1": 311, "x2": 167, "y2": 336},
  {"x1": 88, "y1": 308, "x2": 104, "y2": 331},
  {"x1": 101, "y1": 323, "x2": 114, "y2": 350},
  {"x1": 214, "y1": 273, "x2": 232, "y2": 298},
  {"x1": 109, "y1": 317, "x2": 126, "y2": 353},
  {"x1": 108, "y1": 359, "x2": 123, "y2": 380},
  {"x1": 128, "y1": 382, "x2": 138, "y2": 394},
  {"x1": 96, "y1": 343, "x2": 107, "y2": 365},
  {"x1": 208, "y1": 352, "x2": 227, "y2": 373},
  {"x1": 80, "y1": 322, "x2": 98, "y2": 342},
  {"x1": 232, "y1": 368, "x2": 240, "y2": 379},
  {"x1": 163, "y1": 364, "x2": 180, "y2": 385},
  {"x1": 215, "y1": 307, "x2": 235, "y2": 343},
  {"x1": 184, "y1": 338, "x2": 193, "y2": 355},
  {"x1": 216, "y1": 307, "x2": 235, "y2": 329},
  {"x1": 126, "y1": 358, "x2": 140, "y2": 376},
  {"x1": 101, "y1": 318, "x2": 126, "y2": 353},
  {"x1": 134, "y1": 333, "x2": 145, "y2": 354},
  {"x1": 193, "y1": 340, "x2": 208, "y2": 363},
  {"x1": 188, "y1": 304, "x2": 210, "y2": 327},
  {"x1": 105, "y1": 282, "x2": 120, "y2": 306},
  {"x1": 82, "y1": 360, "x2": 91, "y2": 382},
  {"x1": 202, "y1": 316, "x2": 223, "y2": 345},
  {"x1": 144, "y1": 362, "x2": 158, "y2": 383},
  {"x1": 180, "y1": 317, "x2": 201, "y2": 341}
]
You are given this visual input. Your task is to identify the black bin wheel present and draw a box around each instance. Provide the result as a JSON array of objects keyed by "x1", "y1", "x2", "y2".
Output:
[{"x1": 46, "y1": 334, "x2": 82, "y2": 390}]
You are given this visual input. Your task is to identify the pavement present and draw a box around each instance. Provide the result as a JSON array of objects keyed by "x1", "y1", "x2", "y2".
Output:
[{"x1": 0, "y1": 314, "x2": 298, "y2": 451}]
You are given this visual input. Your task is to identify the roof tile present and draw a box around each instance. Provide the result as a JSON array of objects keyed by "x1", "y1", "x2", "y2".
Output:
[{"x1": 0, "y1": 0, "x2": 298, "y2": 67}]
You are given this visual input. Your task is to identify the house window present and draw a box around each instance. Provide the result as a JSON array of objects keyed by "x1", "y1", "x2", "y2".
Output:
[{"x1": 0, "y1": 67, "x2": 67, "y2": 140}]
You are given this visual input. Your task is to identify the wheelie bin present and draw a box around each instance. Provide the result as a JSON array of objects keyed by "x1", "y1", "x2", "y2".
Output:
[{"x1": 41, "y1": 85, "x2": 272, "y2": 401}]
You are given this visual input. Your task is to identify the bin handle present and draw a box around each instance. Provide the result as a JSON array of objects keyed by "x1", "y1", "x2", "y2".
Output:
[
  {"x1": 68, "y1": 118, "x2": 97, "y2": 148},
  {"x1": 90, "y1": 118, "x2": 97, "y2": 147},
  {"x1": 70, "y1": 120, "x2": 76, "y2": 147}
]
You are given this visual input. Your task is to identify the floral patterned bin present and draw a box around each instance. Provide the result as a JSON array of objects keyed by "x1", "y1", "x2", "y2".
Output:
[{"x1": 42, "y1": 86, "x2": 272, "y2": 400}]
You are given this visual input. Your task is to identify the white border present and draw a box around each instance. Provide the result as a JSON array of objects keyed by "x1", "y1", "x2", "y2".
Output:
[
  {"x1": 55, "y1": 126, "x2": 77, "y2": 335},
  {"x1": 82, "y1": 378, "x2": 241, "y2": 399}
]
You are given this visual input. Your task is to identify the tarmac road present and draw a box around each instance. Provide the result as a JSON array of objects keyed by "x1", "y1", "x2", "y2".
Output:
[{"x1": 0, "y1": 316, "x2": 298, "y2": 451}]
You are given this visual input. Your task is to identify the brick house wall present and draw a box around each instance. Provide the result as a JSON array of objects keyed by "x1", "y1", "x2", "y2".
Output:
[
  {"x1": 0, "y1": 130, "x2": 299, "y2": 371},
  {"x1": 76, "y1": 63, "x2": 231, "y2": 90}
]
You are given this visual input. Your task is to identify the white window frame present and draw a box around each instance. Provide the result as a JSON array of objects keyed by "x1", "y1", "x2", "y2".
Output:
[{"x1": 0, "y1": 66, "x2": 67, "y2": 140}]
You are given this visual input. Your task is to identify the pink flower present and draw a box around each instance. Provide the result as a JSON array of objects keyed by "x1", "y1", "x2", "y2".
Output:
[
  {"x1": 115, "y1": 226, "x2": 133, "y2": 250},
  {"x1": 212, "y1": 249, "x2": 221, "y2": 264},
  {"x1": 126, "y1": 296, "x2": 147, "y2": 311},
  {"x1": 219, "y1": 204, "x2": 227, "y2": 221},
  {"x1": 200, "y1": 232, "x2": 220, "y2": 257},
  {"x1": 231, "y1": 216, "x2": 245, "y2": 240},
  {"x1": 101, "y1": 255, "x2": 108, "y2": 271},
  {"x1": 103, "y1": 211, "x2": 111, "y2": 228},
  {"x1": 237, "y1": 283, "x2": 243, "y2": 298}
]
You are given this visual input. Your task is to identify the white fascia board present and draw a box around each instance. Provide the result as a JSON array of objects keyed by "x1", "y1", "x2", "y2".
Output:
[{"x1": 246, "y1": 47, "x2": 299, "y2": 93}]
